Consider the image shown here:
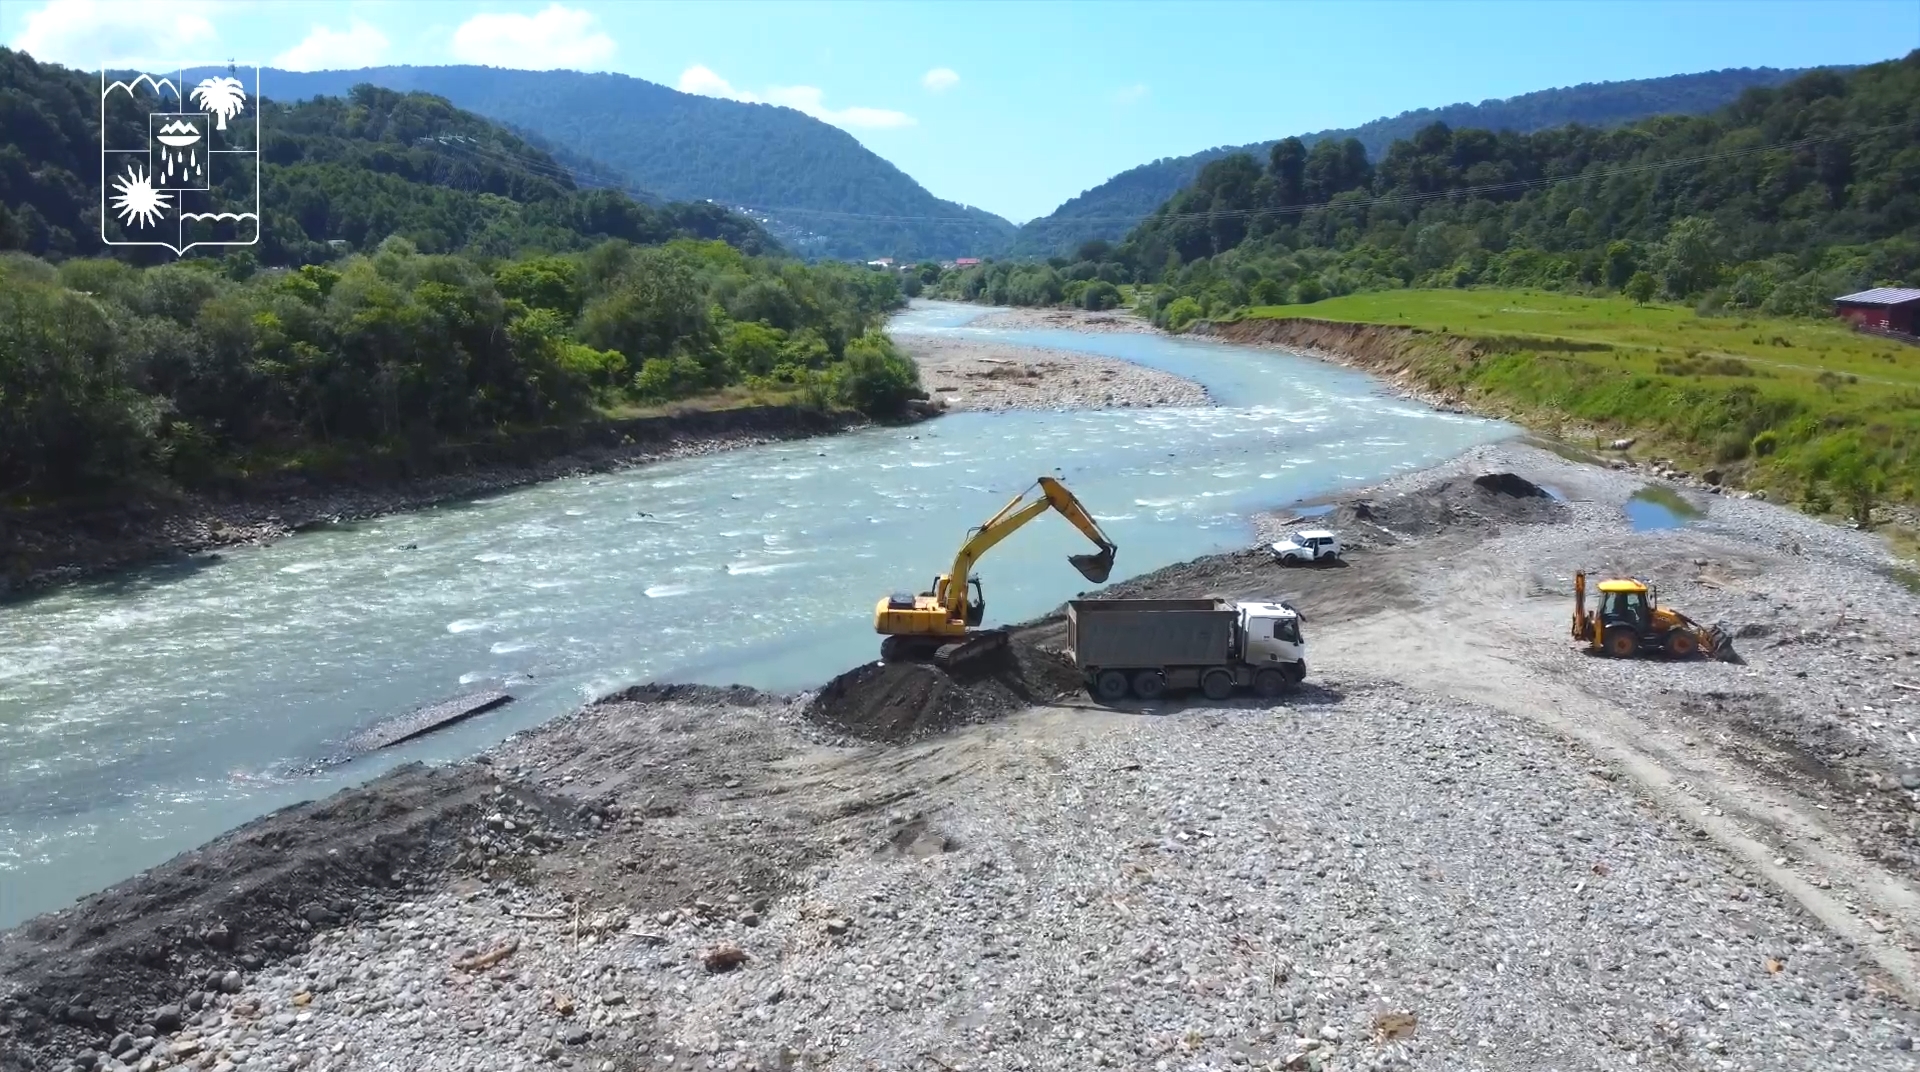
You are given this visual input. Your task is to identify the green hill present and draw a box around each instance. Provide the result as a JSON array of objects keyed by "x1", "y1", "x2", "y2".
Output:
[
  {"x1": 261, "y1": 65, "x2": 1015, "y2": 261},
  {"x1": 0, "y1": 49, "x2": 773, "y2": 265},
  {"x1": 1010, "y1": 64, "x2": 1851, "y2": 256}
]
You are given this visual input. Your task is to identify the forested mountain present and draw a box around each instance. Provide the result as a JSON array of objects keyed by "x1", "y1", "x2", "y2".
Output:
[
  {"x1": 262, "y1": 65, "x2": 1015, "y2": 261},
  {"x1": 0, "y1": 49, "x2": 770, "y2": 265},
  {"x1": 942, "y1": 53, "x2": 1919, "y2": 323},
  {"x1": 0, "y1": 49, "x2": 921, "y2": 503},
  {"x1": 1010, "y1": 64, "x2": 1849, "y2": 256}
]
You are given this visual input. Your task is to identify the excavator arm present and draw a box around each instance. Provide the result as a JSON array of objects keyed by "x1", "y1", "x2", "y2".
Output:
[
  {"x1": 944, "y1": 477, "x2": 1117, "y2": 618},
  {"x1": 877, "y1": 476, "x2": 1118, "y2": 669}
]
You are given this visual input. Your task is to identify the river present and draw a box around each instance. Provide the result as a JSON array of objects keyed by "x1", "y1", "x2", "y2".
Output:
[{"x1": 0, "y1": 302, "x2": 1513, "y2": 927}]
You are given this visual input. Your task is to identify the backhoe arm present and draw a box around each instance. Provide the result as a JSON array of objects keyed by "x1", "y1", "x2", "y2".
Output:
[{"x1": 942, "y1": 477, "x2": 1120, "y2": 619}]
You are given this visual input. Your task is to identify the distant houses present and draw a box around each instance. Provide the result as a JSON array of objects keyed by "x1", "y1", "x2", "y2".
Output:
[{"x1": 1833, "y1": 288, "x2": 1920, "y2": 341}]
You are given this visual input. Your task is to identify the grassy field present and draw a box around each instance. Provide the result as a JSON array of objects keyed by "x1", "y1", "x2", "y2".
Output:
[{"x1": 1242, "y1": 289, "x2": 1920, "y2": 517}]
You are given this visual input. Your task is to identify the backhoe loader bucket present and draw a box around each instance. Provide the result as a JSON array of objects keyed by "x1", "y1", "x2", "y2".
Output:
[
  {"x1": 1704, "y1": 624, "x2": 1740, "y2": 663},
  {"x1": 1068, "y1": 547, "x2": 1116, "y2": 584}
]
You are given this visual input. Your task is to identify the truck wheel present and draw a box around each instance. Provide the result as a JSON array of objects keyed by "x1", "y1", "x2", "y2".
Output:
[
  {"x1": 1093, "y1": 670, "x2": 1129, "y2": 703},
  {"x1": 1131, "y1": 670, "x2": 1167, "y2": 701},
  {"x1": 1201, "y1": 670, "x2": 1234, "y2": 701},
  {"x1": 1253, "y1": 668, "x2": 1288, "y2": 699},
  {"x1": 1285, "y1": 661, "x2": 1306, "y2": 683}
]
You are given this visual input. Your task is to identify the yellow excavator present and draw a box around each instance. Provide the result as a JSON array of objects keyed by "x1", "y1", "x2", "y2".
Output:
[
  {"x1": 875, "y1": 476, "x2": 1118, "y2": 669},
  {"x1": 1571, "y1": 571, "x2": 1734, "y2": 660}
]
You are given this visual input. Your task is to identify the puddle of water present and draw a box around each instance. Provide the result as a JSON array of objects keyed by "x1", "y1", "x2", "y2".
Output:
[{"x1": 1625, "y1": 486, "x2": 1704, "y2": 531}]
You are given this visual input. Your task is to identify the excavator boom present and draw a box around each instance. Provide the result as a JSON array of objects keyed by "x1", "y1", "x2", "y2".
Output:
[{"x1": 875, "y1": 476, "x2": 1119, "y2": 668}]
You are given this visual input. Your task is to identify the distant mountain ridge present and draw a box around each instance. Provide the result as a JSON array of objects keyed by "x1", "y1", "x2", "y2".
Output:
[
  {"x1": 260, "y1": 65, "x2": 1014, "y2": 261},
  {"x1": 1010, "y1": 64, "x2": 1855, "y2": 256}
]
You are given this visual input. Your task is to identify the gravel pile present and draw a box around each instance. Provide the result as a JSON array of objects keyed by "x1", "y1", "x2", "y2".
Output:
[{"x1": 67, "y1": 680, "x2": 1916, "y2": 1072}]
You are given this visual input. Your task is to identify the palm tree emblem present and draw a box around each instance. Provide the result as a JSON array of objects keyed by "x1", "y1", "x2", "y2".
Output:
[{"x1": 191, "y1": 76, "x2": 247, "y2": 131}]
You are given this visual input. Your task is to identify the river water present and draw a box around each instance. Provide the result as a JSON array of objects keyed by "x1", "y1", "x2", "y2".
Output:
[{"x1": 0, "y1": 302, "x2": 1513, "y2": 927}]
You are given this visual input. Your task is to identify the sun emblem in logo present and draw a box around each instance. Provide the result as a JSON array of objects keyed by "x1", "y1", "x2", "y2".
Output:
[{"x1": 111, "y1": 164, "x2": 171, "y2": 228}]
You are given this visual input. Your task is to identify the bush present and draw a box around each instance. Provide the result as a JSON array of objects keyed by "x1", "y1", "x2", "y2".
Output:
[
  {"x1": 835, "y1": 332, "x2": 921, "y2": 417},
  {"x1": 1750, "y1": 429, "x2": 1780, "y2": 457},
  {"x1": 1081, "y1": 281, "x2": 1122, "y2": 311},
  {"x1": 1163, "y1": 296, "x2": 1203, "y2": 332}
]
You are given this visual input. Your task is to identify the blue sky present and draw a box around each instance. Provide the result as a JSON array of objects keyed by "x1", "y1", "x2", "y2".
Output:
[{"x1": 7, "y1": 0, "x2": 1916, "y2": 222}]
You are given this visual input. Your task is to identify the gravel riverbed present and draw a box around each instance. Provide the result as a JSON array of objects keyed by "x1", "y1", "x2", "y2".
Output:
[{"x1": 895, "y1": 332, "x2": 1209, "y2": 412}]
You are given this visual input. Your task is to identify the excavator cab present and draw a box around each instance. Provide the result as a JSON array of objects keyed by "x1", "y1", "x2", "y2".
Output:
[{"x1": 876, "y1": 477, "x2": 1118, "y2": 669}]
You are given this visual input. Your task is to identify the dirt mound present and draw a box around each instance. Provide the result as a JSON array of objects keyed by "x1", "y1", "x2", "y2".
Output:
[
  {"x1": 0, "y1": 763, "x2": 585, "y2": 1071},
  {"x1": 805, "y1": 638, "x2": 1083, "y2": 744},
  {"x1": 1472, "y1": 471, "x2": 1551, "y2": 499},
  {"x1": 1318, "y1": 476, "x2": 1567, "y2": 546},
  {"x1": 593, "y1": 682, "x2": 778, "y2": 708}
]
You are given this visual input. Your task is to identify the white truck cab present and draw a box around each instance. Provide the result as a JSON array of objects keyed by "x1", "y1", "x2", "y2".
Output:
[
  {"x1": 1269, "y1": 528, "x2": 1342, "y2": 565},
  {"x1": 1237, "y1": 600, "x2": 1307, "y2": 668}
]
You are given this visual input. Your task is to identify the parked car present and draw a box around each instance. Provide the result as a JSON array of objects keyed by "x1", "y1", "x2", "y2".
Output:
[{"x1": 1268, "y1": 528, "x2": 1342, "y2": 565}]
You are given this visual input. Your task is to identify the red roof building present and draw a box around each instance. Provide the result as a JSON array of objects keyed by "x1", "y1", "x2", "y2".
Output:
[
  {"x1": 953, "y1": 257, "x2": 981, "y2": 267},
  {"x1": 1833, "y1": 288, "x2": 1920, "y2": 335}
]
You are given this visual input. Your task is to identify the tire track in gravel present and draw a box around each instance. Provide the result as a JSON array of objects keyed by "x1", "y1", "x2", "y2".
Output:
[{"x1": 1325, "y1": 600, "x2": 1920, "y2": 999}]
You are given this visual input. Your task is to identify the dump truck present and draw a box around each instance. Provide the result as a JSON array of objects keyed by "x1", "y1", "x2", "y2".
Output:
[{"x1": 1067, "y1": 597, "x2": 1307, "y2": 703}]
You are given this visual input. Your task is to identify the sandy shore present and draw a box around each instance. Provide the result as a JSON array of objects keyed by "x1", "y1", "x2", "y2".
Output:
[
  {"x1": 11, "y1": 431, "x2": 1920, "y2": 1071},
  {"x1": 962, "y1": 306, "x2": 1161, "y2": 334},
  {"x1": 896, "y1": 332, "x2": 1209, "y2": 412}
]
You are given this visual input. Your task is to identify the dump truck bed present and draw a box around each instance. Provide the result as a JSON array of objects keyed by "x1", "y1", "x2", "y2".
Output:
[{"x1": 1067, "y1": 598, "x2": 1238, "y2": 669}]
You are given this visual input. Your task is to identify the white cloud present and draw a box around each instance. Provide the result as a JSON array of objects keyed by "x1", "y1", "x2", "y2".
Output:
[
  {"x1": 676, "y1": 64, "x2": 914, "y2": 130},
  {"x1": 273, "y1": 19, "x2": 390, "y2": 72},
  {"x1": 449, "y1": 4, "x2": 615, "y2": 70},
  {"x1": 1113, "y1": 83, "x2": 1149, "y2": 105},
  {"x1": 10, "y1": 0, "x2": 219, "y2": 69},
  {"x1": 921, "y1": 67, "x2": 959, "y2": 92},
  {"x1": 677, "y1": 64, "x2": 753, "y2": 101}
]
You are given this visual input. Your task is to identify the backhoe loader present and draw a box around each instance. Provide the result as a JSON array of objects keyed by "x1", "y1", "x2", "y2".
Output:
[
  {"x1": 1571, "y1": 571, "x2": 1734, "y2": 660},
  {"x1": 875, "y1": 477, "x2": 1118, "y2": 670}
]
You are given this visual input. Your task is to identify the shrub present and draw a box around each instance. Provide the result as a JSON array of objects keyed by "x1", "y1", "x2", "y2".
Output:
[
  {"x1": 1750, "y1": 429, "x2": 1780, "y2": 457},
  {"x1": 1163, "y1": 296, "x2": 1203, "y2": 332},
  {"x1": 1081, "y1": 280, "x2": 1122, "y2": 311},
  {"x1": 835, "y1": 332, "x2": 921, "y2": 417}
]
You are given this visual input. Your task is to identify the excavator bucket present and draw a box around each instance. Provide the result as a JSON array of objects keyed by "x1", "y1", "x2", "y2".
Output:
[{"x1": 1068, "y1": 547, "x2": 1116, "y2": 584}]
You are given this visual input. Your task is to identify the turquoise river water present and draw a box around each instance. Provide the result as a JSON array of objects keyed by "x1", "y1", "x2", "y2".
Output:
[{"x1": 0, "y1": 302, "x2": 1514, "y2": 926}]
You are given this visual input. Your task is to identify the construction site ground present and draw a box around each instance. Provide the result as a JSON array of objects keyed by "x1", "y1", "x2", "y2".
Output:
[{"x1": 9, "y1": 440, "x2": 1920, "y2": 1072}]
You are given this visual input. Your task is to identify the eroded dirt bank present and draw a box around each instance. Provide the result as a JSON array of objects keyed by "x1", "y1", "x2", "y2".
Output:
[
  {"x1": 9, "y1": 442, "x2": 1920, "y2": 1072},
  {"x1": 1188, "y1": 317, "x2": 1481, "y2": 412}
]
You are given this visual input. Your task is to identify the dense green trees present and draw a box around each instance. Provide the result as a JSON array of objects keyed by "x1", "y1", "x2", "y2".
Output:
[
  {"x1": 1008, "y1": 64, "x2": 1841, "y2": 257},
  {"x1": 0, "y1": 50, "x2": 920, "y2": 500},
  {"x1": 0, "y1": 240, "x2": 912, "y2": 498},
  {"x1": 0, "y1": 50, "x2": 775, "y2": 264},
  {"x1": 947, "y1": 53, "x2": 1919, "y2": 328}
]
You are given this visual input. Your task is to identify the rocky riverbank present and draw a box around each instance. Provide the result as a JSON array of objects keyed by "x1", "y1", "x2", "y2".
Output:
[
  {"x1": 894, "y1": 332, "x2": 1209, "y2": 411},
  {"x1": 10, "y1": 439, "x2": 1920, "y2": 1072}
]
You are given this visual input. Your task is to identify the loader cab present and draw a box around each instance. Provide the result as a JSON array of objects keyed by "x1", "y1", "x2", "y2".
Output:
[{"x1": 1597, "y1": 580, "x2": 1653, "y2": 632}]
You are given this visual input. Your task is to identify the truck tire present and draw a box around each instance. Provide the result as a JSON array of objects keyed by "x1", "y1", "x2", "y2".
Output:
[
  {"x1": 1253, "y1": 668, "x2": 1288, "y2": 699},
  {"x1": 1093, "y1": 670, "x2": 1129, "y2": 703},
  {"x1": 1131, "y1": 670, "x2": 1167, "y2": 701},
  {"x1": 1201, "y1": 669, "x2": 1234, "y2": 701},
  {"x1": 1285, "y1": 660, "x2": 1306, "y2": 683}
]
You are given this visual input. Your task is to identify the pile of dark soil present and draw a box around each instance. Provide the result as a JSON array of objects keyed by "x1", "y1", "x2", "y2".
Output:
[
  {"x1": 1312, "y1": 474, "x2": 1567, "y2": 547},
  {"x1": 0, "y1": 763, "x2": 583, "y2": 1071},
  {"x1": 805, "y1": 637, "x2": 1083, "y2": 744}
]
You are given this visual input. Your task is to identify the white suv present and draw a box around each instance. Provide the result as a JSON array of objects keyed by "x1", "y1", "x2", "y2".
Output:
[{"x1": 1269, "y1": 528, "x2": 1342, "y2": 565}]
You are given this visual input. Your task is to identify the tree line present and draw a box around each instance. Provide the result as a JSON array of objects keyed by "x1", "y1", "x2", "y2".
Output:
[
  {"x1": 933, "y1": 51, "x2": 1920, "y2": 329},
  {"x1": 0, "y1": 50, "x2": 921, "y2": 500}
]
